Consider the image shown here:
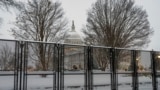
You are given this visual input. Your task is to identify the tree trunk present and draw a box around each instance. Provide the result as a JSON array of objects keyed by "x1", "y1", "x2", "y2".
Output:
[
  {"x1": 101, "y1": 67, "x2": 106, "y2": 71},
  {"x1": 41, "y1": 64, "x2": 47, "y2": 77}
]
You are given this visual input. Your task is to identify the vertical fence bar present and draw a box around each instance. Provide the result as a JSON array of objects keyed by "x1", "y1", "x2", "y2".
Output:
[
  {"x1": 84, "y1": 46, "x2": 87, "y2": 90},
  {"x1": 110, "y1": 48, "x2": 113, "y2": 90},
  {"x1": 62, "y1": 45, "x2": 64, "y2": 90},
  {"x1": 26, "y1": 42, "x2": 28, "y2": 90},
  {"x1": 14, "y1": 41, "x2": 16, "y2": 90},
  {"x1": 90, "y1": 46, "x2": 93, "y2": 90},
  {"x1": 57, "y1": 44, "x2": 60, "y2": 90},
  {"x1": 87, "y1": 46, "x2": 90, "y2": 90},
  {"x1": 16, "y1": 41, "x2": 20, "y2": 90},
  {"x1": 14, "y1": 41, "x2": 18, "y2": 90},
  {"x1": 60, "y1": 44, "x2": 64, "y2": 90},
  {"x1": 54, "y1": 44, "x2": 59, "y2": 90},
  {"x1": 58, "y1": 44, "x2": 60, "y2": 90},
  {"x1": 132, "y1": 50, "x2": 138, "y2": 90},
  {"x1": 132, "y1": 50, "x2": 135, "y2": 90},
  {"x1": 151, "y1": 51, "x2": 157, "y2": 90},
  {"x1": 115, "y1": 49, "x2": 118, "y2": 90},
  {"x1": 59, "y1": 44, "x2": 62, "y2": 90},
  {"x1": 56, "y1": 44, "x2": 63, "y2": 90},
  {"x1": 22, "y1": 42, "x2": 25, "y2": 90},
  {"x1": 23, "y1": 42, "x2": 28, "y2": 90},
  {"x1": 53, "y1": 44, "x2": 56, "y2": 90},
  {"x1": 19, "y1": 42, "x2": 23, "y2": 90},
  {"x1": 60, "y1": 44, "x2": 62, "y2": 90},
  {"x1": 131, "y1": 50, "x2": 134, "y2": 90},
  {"x1": 13, "y1": 41, "x2": 15, "y2": 90},
  {"x1": 85, "y1": 46, "x2": 88, "y2": 90},
  {"x1": 85, "y1": 46, "x2": 92, "y2": 90},
  {"x1": 87, "y1": 46, "x2": 93, "y2": 90},
  {"x1": 110, "y1": 48, "x2": 116, "y2": 90}
]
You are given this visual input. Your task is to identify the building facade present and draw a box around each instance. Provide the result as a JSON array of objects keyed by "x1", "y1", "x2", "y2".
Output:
[{"x1": 64, "y1": 21, "x2": 84, "y2": 70}]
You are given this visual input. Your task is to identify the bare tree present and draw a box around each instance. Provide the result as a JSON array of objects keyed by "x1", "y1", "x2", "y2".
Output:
[
  {"x1": 0, "y1": 0, "x2": 22, "y2": 34},
  {"x1": 0, "y1": 0, "x2": 22, "y2": 10},
  {"x1": 83, "y1": 0, "x2": 153, "y2": 70},
  {"x1": 11, "y1": 0, "x2": 68, "y2": 73},
  {"x1": 93, "y1": 48, "x2": 110, "y2": 71},
  {"x1": 0, "y1": 44, "x2": 14, "y2": 70}
]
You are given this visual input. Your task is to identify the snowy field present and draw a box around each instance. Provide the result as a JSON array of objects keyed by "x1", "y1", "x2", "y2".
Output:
[{"x1": 0, "y1": 71, "x2": 159, "y2": 90}]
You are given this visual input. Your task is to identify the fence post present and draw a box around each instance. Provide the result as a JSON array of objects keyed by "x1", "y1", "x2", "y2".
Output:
[
  {"x1": 53, "y1": 44, "x2": 64, "y2": 90},
  {"x1": 14, "y1": 41, "x2": 20, "y2": 90},
  {"x1": 19, "y1": 41, "x2": 23, "y2": 90},
  {"x1": 88, "y1": 46, "x2": 93, "y2": 90},
  {"x1": 110, "y1": 48, "x2": 116, "y2": 90},
  {"x1": 60, "y1": 44, "x2": 64, "y2": 90},
  {"x1": 55, "y1": 44, "x2": 61, "y2": 90},
  {"x1": 132, "y1": 50, "x2": 138, "y2": 90},
  {"x1": 90, "y1": 46, "x2": 93, "y2": 90},
  {"x1": 85, "y1": 46, "x2": 93, "y2": 90},
  {"x1": 84, "y1": 46, "x2": 87, "y2": 90},
  {"x1": 151, "y1": 51, "x2": 157, "y2": 90},
  {"x1": 53, "y1": 44, "x2": 58, "y2": 90},
  {"x1": 23, "y1": 41, "x2": 28, "y2": 90}
]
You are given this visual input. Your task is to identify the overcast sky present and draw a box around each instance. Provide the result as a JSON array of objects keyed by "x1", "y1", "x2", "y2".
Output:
[{"x1": 0, "y1": 0, "x2": 160, "y2": 51}]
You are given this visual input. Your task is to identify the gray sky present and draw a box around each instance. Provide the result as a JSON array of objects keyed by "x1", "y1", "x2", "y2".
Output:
[{"x1": 0, "y1": 0, "x2": 160, "y2": 51}]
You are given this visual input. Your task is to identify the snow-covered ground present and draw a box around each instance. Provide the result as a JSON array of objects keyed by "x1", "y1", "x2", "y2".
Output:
[{"x1": 0, "y1": 71, "x2": 159, "y2": 90}]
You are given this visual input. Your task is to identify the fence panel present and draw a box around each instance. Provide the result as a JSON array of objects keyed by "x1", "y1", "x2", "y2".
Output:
[
  {"x1": 25, "y1": 42, "x2": 56, "y2": 90},
  {"x1": 115, "y1": 49, "x2": 133, "y2": 90},
  {"x1": 92, "y1": 47, "x2": 111, "y2": 90},
  {"x1": 0, "y1": 40, "x2": 18, "y2": 90},
  {"x1": 0, "y1": 39, "x2": 159, "y2": 90},
  {"x1": 136, "y1": 51, "x2": 153, "y2": 90},
  {"x1": 63, "y1": 45, "x2": 85, "y2": 90}
]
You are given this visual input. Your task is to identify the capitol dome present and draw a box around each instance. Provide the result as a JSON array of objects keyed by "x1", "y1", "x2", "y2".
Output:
[
  {"x1": 67, "y1": 30, "x2": 81, "y2": 39},
  {"x1": 64, "y1": 21, "x2": 83, "y2": 44}
]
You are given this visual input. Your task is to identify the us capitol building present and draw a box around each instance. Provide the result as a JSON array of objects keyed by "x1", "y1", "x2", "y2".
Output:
[{"x1": 63, "y1": 21, "x2": 85, "y2": 70}]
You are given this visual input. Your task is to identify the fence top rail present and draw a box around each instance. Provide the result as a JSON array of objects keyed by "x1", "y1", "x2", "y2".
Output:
[
  {"x1": 0, "y1": 38, "x2": 159, "y2": 52},
  {"x1": 115, "y1": 47, "x2": 154, "y2": 52},
  {"x1": 0, "y1": 39, "x2": 57, "y2": 44},
  {"x1": 0, "y1": 39, "x2": 18, "y2": 42}
]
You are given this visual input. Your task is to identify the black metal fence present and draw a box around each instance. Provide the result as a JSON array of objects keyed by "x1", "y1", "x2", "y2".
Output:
[{"x1": 0, "y1": 39, "x2": 160, "y2": 90}]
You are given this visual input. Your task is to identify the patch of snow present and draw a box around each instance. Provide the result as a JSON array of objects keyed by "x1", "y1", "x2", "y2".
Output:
[{"x1": 0, "y1": 72, "x2": 159, "y2": 90}]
